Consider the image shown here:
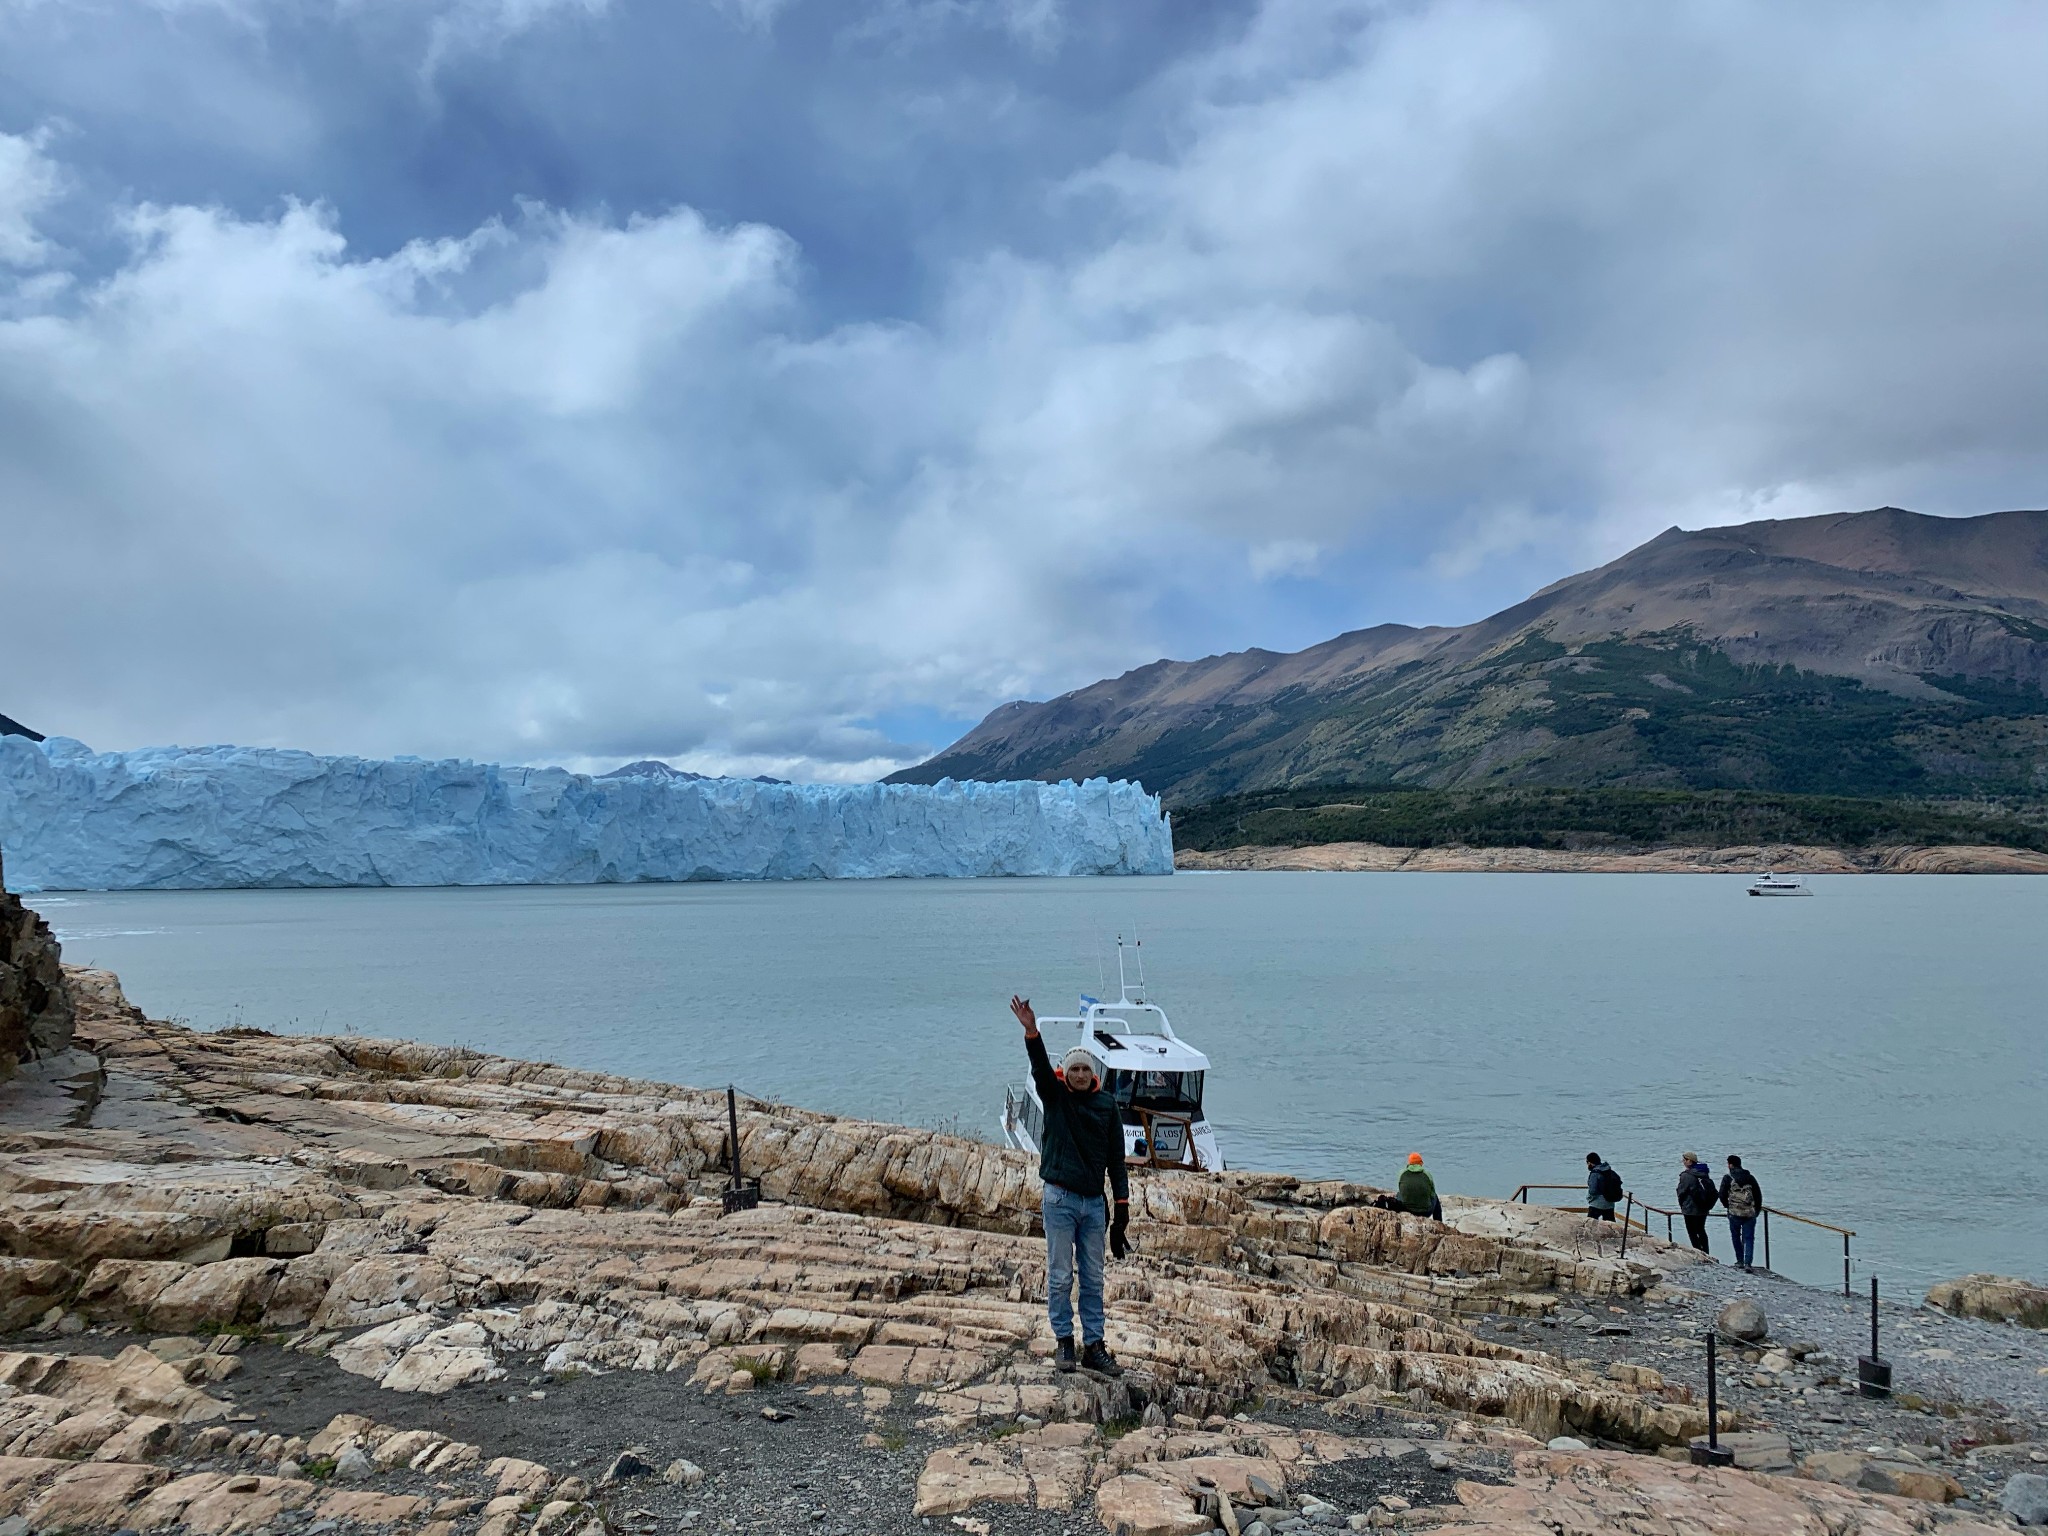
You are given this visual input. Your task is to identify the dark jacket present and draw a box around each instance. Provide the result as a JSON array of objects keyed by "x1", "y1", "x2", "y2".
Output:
[
  {"x1": 1587, "y1": 1161, "x2": 1619, "y2": 1211},
  {"x1": 1027, "y1": 1034, "x2": 1131, "y2": 1203},
  {"x1": 1720, "y1": 1169, "x2": 1763, "y2": 1218},
  {"x1": 1396, "y1": 1166, "x2": 1438, "y2": 1215},
  {"x1": 1676, "y1": 1164, "x2": 1718, "y2": 1217}
]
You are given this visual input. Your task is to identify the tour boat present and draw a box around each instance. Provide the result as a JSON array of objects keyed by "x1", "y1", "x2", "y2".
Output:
[
  {"x1": 1747, "y1": 871, "x2": 1812, "y2": 897},
  {"x1": 1002, "y1": 940, "x2": 1225, "y2": 1173}
]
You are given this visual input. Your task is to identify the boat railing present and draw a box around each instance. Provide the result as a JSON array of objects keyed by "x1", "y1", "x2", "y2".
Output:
[{"x1": 1509, "y1": 1182, "x2": 1856, "y2": 1293}]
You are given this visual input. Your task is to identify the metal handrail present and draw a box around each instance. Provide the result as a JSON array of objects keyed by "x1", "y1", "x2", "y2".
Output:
[{"x1": 1510, "y1": 1179, "x2": 1856, "y2": 1294}]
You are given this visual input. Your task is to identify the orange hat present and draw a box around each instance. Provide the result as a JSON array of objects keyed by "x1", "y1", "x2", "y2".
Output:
[{"x1": 1407, "y1": 1152, "x2": 1424, "y2": 1165}]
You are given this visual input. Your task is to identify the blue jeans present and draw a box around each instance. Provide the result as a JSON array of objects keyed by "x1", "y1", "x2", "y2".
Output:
[
  {"x1": 1042, "y1": 1184, "x2": 1106, "y2": 1344},
  {"x1": 1728, "y1": 1215, "x2": 1758, "y2": 1268}
]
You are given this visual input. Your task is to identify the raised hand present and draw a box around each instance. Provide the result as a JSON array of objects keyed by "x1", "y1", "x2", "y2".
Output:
[{"x1": 1009, "y1": 996, "x2": 1038, "y2": 1037}]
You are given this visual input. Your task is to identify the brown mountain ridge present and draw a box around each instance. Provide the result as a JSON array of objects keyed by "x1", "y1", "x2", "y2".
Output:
[{"x1": 889, "y1": 507, "x2": 2048, "y2": 804}]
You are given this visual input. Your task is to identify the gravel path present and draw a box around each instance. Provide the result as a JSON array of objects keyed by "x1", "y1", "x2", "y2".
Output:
[{"x1": 1677, "y1": 1261, "x2": 2048, "y2": 1421}]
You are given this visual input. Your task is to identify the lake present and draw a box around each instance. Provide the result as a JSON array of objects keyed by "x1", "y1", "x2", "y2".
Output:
[{"x1": 35, "y1": 871, "x2": 2047, "y2": 1295}]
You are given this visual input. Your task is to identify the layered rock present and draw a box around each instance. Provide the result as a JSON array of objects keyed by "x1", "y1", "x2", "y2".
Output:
[
  {"x1": 1926, "y1": 1274, "x2": 2048, "y2": 1331},
  {"x1": 1, "y1": 932, "x2": 2032, "y2": 1536},
  {"x1": 0, "y1": 851, "x2": 73, "y2": 1080}
]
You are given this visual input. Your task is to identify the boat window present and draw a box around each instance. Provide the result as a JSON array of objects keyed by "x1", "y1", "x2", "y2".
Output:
[{"x1": 1106, "y1": 1069, "x2": 1203, "y2": 1115}]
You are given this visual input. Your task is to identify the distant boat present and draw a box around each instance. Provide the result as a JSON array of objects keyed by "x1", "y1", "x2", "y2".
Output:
[{"x1": 1748, "y1": 872, "x2": 1812, "y2": 897}]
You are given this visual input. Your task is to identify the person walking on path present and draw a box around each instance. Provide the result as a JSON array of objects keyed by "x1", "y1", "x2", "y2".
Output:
[
  {"x1": 1010, "y1": 995, "x2": 1128, "y2": 1377},
  {"x1": 1397, "y1": 1152, "x2": 1443, "y2": 1221},
  {"x1": 1586, "y1": 1152, "x2": 1622, "y2": 1221},
  {"x1": 1676, "y1": 1151, "x2": 1718, "y2": 1254},
  {"x1": 1720, "y1": 1155, "x2": 1764, "y2": 1270}
]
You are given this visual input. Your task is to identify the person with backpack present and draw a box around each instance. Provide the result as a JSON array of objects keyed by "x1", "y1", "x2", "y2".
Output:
[
  {"x1": 1585, "y1": 1152, "x2": 1622, "y2": 1221},
  {"x1": 1676, "y1": 1151, "x2": 1718, "y2": 1253},
  {"x1": 1397, "y1": 1152, "x2": 1443, "y2": 1221},
  {"x1": 1720, "y1": 1155, "x2": 1764, "y2": 1270}
]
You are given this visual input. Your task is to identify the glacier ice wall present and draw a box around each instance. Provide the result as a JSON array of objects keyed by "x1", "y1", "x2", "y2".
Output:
[{"x1": 0, "y1": 737, "x2": 1175, "y2": 890}]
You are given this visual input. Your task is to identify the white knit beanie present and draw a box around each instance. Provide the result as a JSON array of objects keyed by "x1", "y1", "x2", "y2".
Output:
[{"x1": 1061, "y1": 1046, "x2": 1107, "y2": 1079}]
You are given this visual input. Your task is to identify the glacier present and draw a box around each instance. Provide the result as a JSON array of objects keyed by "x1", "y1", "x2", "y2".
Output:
[{"x1": 0, "y1": 737, "x2": 1175, "y2": 891}]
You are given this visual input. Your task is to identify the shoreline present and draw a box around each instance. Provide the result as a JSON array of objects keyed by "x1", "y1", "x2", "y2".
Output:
[
  {"x1": 6, "y1": 888, "x2": 2048, "y2": 1533},
  {"x1": 1175, "y1": 841, "x2": 2048, "y2": 874}
]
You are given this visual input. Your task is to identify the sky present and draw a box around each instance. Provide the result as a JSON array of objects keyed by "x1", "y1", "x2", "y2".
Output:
[{"x1": 4, "y1": 0, "x2": 2047, "y2": 781}]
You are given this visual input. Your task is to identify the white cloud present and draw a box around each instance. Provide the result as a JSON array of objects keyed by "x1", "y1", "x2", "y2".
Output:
[
  {"x1": 0, "y1": 131, "x2": 61, "y2": 267},
  {"x1": 6, "y1": 1, "x2": 2048, "y2": 777}
]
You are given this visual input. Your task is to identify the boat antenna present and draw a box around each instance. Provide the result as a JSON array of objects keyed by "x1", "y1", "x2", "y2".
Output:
[{"x1": 1095, "y1": 933, "x2": 1108, "y2": 997}]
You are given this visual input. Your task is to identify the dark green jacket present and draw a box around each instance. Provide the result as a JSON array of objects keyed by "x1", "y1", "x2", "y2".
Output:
[
  {"x1": 1397, "y1": 1165, "x2": 1437, "y2": 1214},
  {"x1": 1027, "y1": 1034, "x2": 1131, "y2": 1203}
]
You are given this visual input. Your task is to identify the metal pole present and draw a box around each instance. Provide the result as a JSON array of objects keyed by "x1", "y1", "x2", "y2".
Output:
[
  {"x1": 727, "y1": 1085, "x2": 742, "y2": 1181},
  {"x1": 1843, "y1": 1234, "x2": 1851, "y2": 1298},
  {"x1": 1870, "y1": 1275, "x2": 1879, "y2": 1359},
  {"x1": 1691, "y1": 1330, "x2": 1734, "y2": 1466},
  {"x1": 1707, "y1": 1332, "x2": 1718, "y2": 1449},
  {"x1": 1762, "y1": 1208, "x2": 1771, "y2": 1272},
  {"x1": 1619, "y1": 1197, "x2": 1632, "y2": 1259}
]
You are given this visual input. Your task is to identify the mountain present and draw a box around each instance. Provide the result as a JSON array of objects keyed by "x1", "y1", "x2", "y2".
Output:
[
  {"x1": 889, "y1": 507, "x2": 2048, "y2": 805},
  {"x1": 599, "y1": 760, "x2": 790, "y2": 785},
  {"x1": 0, "y1": 714, "x2": 42, "y2": 742}
]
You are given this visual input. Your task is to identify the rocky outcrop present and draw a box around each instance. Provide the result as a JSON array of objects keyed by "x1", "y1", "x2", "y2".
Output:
[
  {"x1": 1927, "y1": 1274, "x2": 2048, "y2": 1330},
  {"x1": 3, "y1": 931, "x2": 2039, "y2": 1535},
  {"x1": 0, "y1": 851, "x2": 73, "y2": 1080}
]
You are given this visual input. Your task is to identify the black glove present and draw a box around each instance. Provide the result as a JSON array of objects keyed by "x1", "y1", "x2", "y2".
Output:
[{"x1": 1109, "y1": 1201, "x2": 1130, "y2": 1259}]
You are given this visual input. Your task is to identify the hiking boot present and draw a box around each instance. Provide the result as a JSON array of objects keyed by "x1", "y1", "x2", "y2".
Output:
[
  {"x1": 1054, "y1": 1337, "x2": 1077, "y2": 1373},
  {"x1": 1081, "y1": 1340, "x2": 1121, "y2": 1378}
]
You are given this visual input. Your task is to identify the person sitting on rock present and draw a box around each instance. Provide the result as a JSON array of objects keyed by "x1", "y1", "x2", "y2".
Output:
[
  {"x1": 1010, "y1": 994, "x2": 1128, "y2": 1378},
  {"x1": 1720, "y1": 1155, "x2": 1765, "y2": 1270},
  {"x1": 1585, "y1": 1151, "x2": 1621, "y2": 1221},
  {"x1": 1676, "y1": 1151, "x2": 1718, "y2": 1254},
  {"x1": 1397, "y1": 1152, "x2": 1444, "y2": 1221}
]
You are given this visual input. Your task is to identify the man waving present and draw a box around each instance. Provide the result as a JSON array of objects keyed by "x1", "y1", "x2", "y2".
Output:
[{"x1": 1011, "y1": 994, "x2": 1128, "y2": 1377}]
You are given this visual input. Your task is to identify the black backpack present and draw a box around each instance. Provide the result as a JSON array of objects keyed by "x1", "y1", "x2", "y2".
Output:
[{"x1": 1597, "y1": 1165, "x2": 1624, "y2": 1202}]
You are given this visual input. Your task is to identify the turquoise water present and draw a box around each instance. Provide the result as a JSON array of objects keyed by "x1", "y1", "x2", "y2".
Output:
[{"x1": 37, "y1": 872, "x2": 2048, "y2": 1294}]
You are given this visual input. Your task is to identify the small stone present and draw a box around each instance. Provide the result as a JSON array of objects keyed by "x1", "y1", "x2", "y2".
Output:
[
  {"x1": 553, "y1": 1477, "x2": 592, "y2": 1503},
  {"x1": 1377, "y1": 1497, "x2": 1410, "y2": 1513},
  {"x1": 0, "y1": 1520, "x2": 29, "y2": 1536},
  {"x1": 278, "y1": 1460, "x2": 303, "y2": 1480},
  {"x1": 663, "y1": 1459, "x2": 706, "y2": 1487},
  {"x1": 603, "y1": 1450, "x2": 656, "y2": 1484},
  {"x1": 726, "y1": 1370, "x2": 755, "y2": 1394},
  {"x1": 1547, "y1": 1437, "x2": 1590, "y2": 1452},
  {"x1": 1427, "y1": 1449, "x2": 1452, "y2": 1471},
  {"x1": 760, "y1": 1407, "x2": 792, "y2": 1422},
  {"x1": 1245, "y1": 1525, "x2": 1270, "y2": 1536},
  {"x1": 2002, "y1": 1473, "x2": 2048, "y2": 1526},
  {"x1": 333, "y1": 1447, "x2": 374, "y2": 1482}
]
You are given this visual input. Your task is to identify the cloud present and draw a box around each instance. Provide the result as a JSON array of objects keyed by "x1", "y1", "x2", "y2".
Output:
[
  {"x1": 0, "y1": 130, "x2": 61, "y2": 267},
  {"x1": 4, "y1": 1, "x2": 2048, "y2": 779}
]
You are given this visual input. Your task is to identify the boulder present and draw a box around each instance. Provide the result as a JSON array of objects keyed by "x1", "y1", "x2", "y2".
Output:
[
  {"x1": 1094, "y1": 1474, "x2": 1214, "y2": 1536},
  {"x1": 0, "y1": 1258, "x2": 78, "y2": 1331},
  {"x1": 2003, "y1": 1473, "x2": 2048, "y2": 1526},
  {"x1": 1856, "y1": 1460, "x2": 1963, "y2": 1504},
  {"x1": 1926, "y1": 1274, "x2": 2048, "y2": 1331},
  {"x1": 1714, "y1": 1299, "x2": 1767, "y2": 1342}
]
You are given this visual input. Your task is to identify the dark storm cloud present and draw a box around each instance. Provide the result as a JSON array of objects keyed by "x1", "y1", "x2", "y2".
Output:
[{"x1": 3, "y1": 0, "x2": 2047, "y2": 779}]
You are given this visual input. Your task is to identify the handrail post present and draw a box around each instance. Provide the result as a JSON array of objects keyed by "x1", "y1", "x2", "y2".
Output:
[
  {"x1": 1762, "y1": 1207, "x2": 1771, "y2": 1272},
  {"x1": 1619, "y1": 1196, "x2": 1631, "y2": 1259},
  {"x1": 1843, "y1": 1233, "x2": 1851, "y2": 1298}
]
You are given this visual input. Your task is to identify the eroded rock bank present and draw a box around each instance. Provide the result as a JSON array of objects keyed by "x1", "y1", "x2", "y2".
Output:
[
  {"x1": 1176, "y1": 842, "x2": 2048, "y2": 874},
  {"x1": 1, "y1": 908, "x2": 2041, "y2": 1535}
]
